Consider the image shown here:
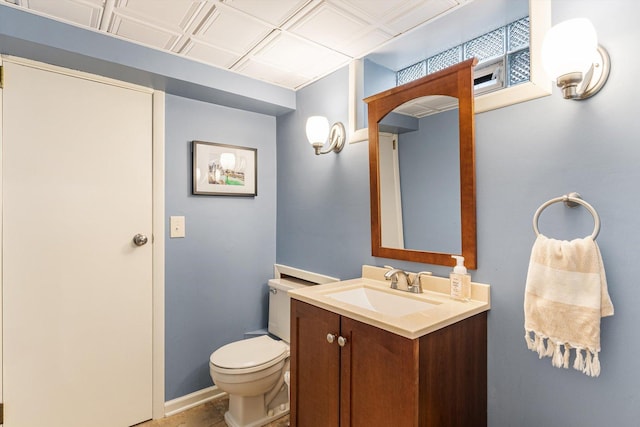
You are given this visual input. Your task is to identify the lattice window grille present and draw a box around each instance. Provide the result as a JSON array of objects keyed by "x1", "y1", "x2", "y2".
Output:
[
  {"x1": 464, "y1": 27, "x2": 505, "y2": 62},
  {"x1": 397, "y1": 16, "x2": 530, "y2": 89},
  {"x1": 508, "y1": 48, "x2": 530, "y2": 86},
  {"x1": 397, "y1": 61, "x2": 426, "y2": 86},
  {"x1": 508, "y1": 16, "x2": 530, "y2": 52},
  {"x1": 427, "y1": 45, "x2": 462, "y2": 74}
]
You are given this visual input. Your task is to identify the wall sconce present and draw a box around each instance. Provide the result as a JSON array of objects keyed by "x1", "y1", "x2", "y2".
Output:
[
  {"x1": 541, "y1": 18, "x2": 610, "y2": 100},
  {"x1": 305, "y1": 116, "x2": 346, "y2": 155}
]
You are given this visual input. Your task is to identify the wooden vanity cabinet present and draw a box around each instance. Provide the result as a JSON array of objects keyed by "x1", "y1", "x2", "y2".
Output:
[{"x1": 290, "y1": 299, "x2": 487, "y2": 427}]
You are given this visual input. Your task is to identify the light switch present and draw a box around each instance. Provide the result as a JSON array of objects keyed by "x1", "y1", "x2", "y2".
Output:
[{"x1": 170, "y1": 216, "x2": 185, "y2": 238}]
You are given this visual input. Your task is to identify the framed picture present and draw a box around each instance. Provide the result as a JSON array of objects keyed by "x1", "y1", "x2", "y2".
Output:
[{"x1": 192, "y1": 140, "x2": 257, "y2": 196}]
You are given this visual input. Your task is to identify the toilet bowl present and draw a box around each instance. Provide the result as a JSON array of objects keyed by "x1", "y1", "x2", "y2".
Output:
[
  {"x1": 210, "y1": 335, "x2": 290, "y2": 427},
  {"x1": 209, "y1": 278, "x2": 306, "y2": 427}
]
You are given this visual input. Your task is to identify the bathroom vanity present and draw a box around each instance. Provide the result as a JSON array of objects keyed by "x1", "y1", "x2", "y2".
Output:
[{"x1": 288, "y1": 265, "x2": 490, "y2": 427}]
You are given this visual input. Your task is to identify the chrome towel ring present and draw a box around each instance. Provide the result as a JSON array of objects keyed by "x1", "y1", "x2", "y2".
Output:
[{"x1": 533, "y1": 192, "x2": 600, "y2": 240}]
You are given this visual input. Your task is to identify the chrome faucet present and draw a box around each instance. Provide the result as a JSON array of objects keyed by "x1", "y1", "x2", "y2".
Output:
[
  {"x1": 384, "y1": 266, "x2": 431, "y2": 294},
  {"x1": 383, "y1": 267, "x2": 410, "y2": 290},
  {"x1": 409, "y1": 271, "x2": 432, "y2": 294}
]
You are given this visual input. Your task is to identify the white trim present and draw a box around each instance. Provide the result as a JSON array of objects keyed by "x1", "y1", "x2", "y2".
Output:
[
  {"x1": 163, "y1": 386, "x2": 227, "y2": 418},
  {"x1": 0, "y1": 55, "x2": 154, "y2": 94},
  {"x1": 152, "y1": 90, "x2": 166, "y2": 420},
  {"x1": 0, "y1": 56, "x2": 4, "y2": 404},
  {"x1": 348, "y1": 59, "x2": 368, "y2": 144},
  {"x1": 274, "y1": 264, "x2": 340, "y2": 285}
]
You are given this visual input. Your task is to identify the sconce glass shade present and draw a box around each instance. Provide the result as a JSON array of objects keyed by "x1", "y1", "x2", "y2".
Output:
[
  {"x1": 542, "y1": 18, "x2": 597, "y2": 79},
  {"x1": 541, "y1": 18, "x2": 609, "y2": 100},
  {"x1": 306, "y1": 116, "x2": 330, "y2": 146}
]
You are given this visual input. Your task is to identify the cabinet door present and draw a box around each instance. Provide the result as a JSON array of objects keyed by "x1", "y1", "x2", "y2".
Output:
[
  {"x1": 290, "y1": 300, "x2": 341, "y2": 427},
  {"x1": 341, "y1": 317, "x2": 420, "y2": 427}
]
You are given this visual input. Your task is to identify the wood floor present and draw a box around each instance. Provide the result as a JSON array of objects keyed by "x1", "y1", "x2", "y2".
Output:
[{"x1": 137, "y1": 396, "x2": 289, "y2": 427}]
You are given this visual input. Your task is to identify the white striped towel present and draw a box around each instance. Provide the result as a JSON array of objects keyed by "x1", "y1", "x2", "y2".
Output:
[{"x1": 524, "y1": 234, "x2": 614, "y2": 377}]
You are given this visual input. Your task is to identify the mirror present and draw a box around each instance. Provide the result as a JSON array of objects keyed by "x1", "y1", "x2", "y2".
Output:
[
  {"x1": 365, "y1": 58, "x2": 477, "y2": 269},
  {"x1": 379, "y1": 95, "x2": 461, "y2": 254}
]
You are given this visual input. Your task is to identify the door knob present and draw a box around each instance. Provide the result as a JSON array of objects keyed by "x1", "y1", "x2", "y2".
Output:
[
  {"x1": 132, "y1": 234, "x2": 148, "y2": 246},
  {"x1": 326, "y1": 333, "x2": 336, "y2": 344},
  {"x1": 337, "y1": 336, "x2": 347, "y2": 347}
]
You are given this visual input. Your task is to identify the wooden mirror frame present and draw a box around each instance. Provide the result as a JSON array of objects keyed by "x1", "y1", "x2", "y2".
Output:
[{"x1": 365, "y1": 58, "x2": 477, "y2": 269}]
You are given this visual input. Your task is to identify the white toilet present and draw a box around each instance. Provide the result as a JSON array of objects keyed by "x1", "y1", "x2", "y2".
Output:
[{"x1": 209, "y1": 278, "x2": 304, "y2": 427}]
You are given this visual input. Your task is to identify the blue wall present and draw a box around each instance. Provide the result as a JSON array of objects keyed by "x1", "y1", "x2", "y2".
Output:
[
  {"x1": 165, "y1": 95, "x2": 277, "y2": 400},
  {"x1": 276, "y1": 0, "x2": 640, "y2": 425},
  {"x1": 276, "y1": 68, "x2": 375, "y2": 277}
]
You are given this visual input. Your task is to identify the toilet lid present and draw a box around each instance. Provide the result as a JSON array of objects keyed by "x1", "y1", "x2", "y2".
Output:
[{"x1": 210, "y1": 335, "x2": 288, "y2": 369}]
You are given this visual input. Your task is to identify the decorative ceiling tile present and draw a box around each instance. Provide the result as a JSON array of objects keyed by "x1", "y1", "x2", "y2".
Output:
[
  {"x1": 385, "y1": 0, "x2": 459, "y2": 34},
  {"x1": 395, "y1": 94, "x2": 458, "y2": 117},
  {"x1": 22, "y1": 0, "x2": 103, "y2": 28},
  {"x1": 334, "y1": 0, "x2": 414, "y2": 26},
  {"x1": 114, "y1": 0, "x2": 204, "y2": 31},
  {"x1": 234, "y1": 57, "x2": 309, "y2": 89},
  {"x1": 224, "y1": 0, "x2": 310, "y2": 27},
  {"x1": 195, "y1": 4, "x2": 273, "y2": 55},
  {"x1": 338, "y1": 28, "x2": 393, "y2": 58},
  {"x1": 110, "y1": 14, "x2": 181, "y2": 50},
  {"x1": 251, "y1": 32, "x2": 350, "y2": 79},
  {"x1": 181, "y1": 39, "x2": 241, "y2": 69},
  {"x1": 288, "y1": 2, "x2": 372, "y2": 53}
]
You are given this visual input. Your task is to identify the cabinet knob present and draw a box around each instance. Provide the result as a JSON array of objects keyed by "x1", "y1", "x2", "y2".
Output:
[
  {"x1": 337, "y1": 336, "x2": 347, "y2": 347},
  {"x1": 326, "y1": 333, "x2": 336, "y2": 344}
]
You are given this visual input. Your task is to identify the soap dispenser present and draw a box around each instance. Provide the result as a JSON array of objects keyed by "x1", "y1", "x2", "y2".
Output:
[{"x1": 450, "y1": 255, "x2": 471, "y2": 301}]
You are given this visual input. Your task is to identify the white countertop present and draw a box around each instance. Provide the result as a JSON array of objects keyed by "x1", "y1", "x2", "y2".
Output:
[{"x1": 288, "y1": 265, "x2": 490, "y2": 340}]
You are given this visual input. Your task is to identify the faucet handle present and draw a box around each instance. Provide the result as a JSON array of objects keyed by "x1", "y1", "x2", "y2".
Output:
[
  {"x1": 383, "y1": 266, "x2": 401, "y2": 289},
  {"x1": 408, "y1": 271, "x2": 432, "y2": 294}
]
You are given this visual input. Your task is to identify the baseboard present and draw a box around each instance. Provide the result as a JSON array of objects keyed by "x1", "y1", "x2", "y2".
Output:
[{"x1": 163, "y1": 386, "x2": 227, "y2": 418}]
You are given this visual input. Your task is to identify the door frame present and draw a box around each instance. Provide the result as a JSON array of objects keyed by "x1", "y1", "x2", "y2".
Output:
[{"x1": 0, "y1": 55, "x2": 166, "y2": 420}]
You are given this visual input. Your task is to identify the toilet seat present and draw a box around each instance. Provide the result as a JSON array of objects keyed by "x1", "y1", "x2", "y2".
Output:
[{"x1": 210, "y1": 335, "x2": 289, "y2": 375}]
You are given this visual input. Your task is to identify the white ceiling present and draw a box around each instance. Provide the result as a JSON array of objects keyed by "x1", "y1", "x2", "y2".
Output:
[{"x1": 2, "y1": 0, "x2": 480, "y2": 90}]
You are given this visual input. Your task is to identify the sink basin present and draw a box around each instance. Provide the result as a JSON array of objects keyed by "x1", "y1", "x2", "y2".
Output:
[{"x1": 326, "y1": 286, "x2": 439, "y2": 317}]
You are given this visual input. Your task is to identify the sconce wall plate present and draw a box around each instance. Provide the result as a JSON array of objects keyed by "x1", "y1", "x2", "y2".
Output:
[
  {"x1": 577, "y1": 45, "x2": 610, "y2": 99},
  {"x1": 556, "y1": 45, "x2": 610, "y2": 100}
]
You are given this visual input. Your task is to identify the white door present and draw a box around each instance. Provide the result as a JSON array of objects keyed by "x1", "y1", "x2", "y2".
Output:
[
  {"x1": 2, "y1": 59, "x2": 153, "y2": 426},
  {"x1": 378, "y1": 133, "x2": 404, "y2": 248}
]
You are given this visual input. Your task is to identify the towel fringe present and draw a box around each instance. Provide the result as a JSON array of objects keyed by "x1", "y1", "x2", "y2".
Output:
[
  {"x1": 525, "y1": 332, "x2": 536, "y2": 351},
  {"x1": 574, "y1": 348, "x2": 584, "y2": 371},
  {"x1": 527, "y1": 332, "x2": 603, "y2": 377},
  {"x1": 583, "y1": 351, "x2": 593, "y2": 376},
  {"x1": 536, "y1": 334, "x2": 546, "y2": 359},
  {"x1": 552, "y1": 342, "x2": 564, "y2": 368},
  {"x1": 563, "y1": 343, "x2": 571, "y2": 369},
  {"x1": 544, "y1": 339, "x2": 555, "y2": 358},
  {"x1": 591, "y1": 352, "x2": 601, "y2": 377}
]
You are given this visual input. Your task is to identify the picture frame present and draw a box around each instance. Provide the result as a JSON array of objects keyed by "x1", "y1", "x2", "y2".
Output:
[{"x1": 192, "y1": 140, "x2": 257, "y2": 196}]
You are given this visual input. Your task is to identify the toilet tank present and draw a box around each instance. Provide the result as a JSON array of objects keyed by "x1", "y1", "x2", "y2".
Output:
[{"x1": 268, "y1": 278, "x2": 309, "y2": 343}]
